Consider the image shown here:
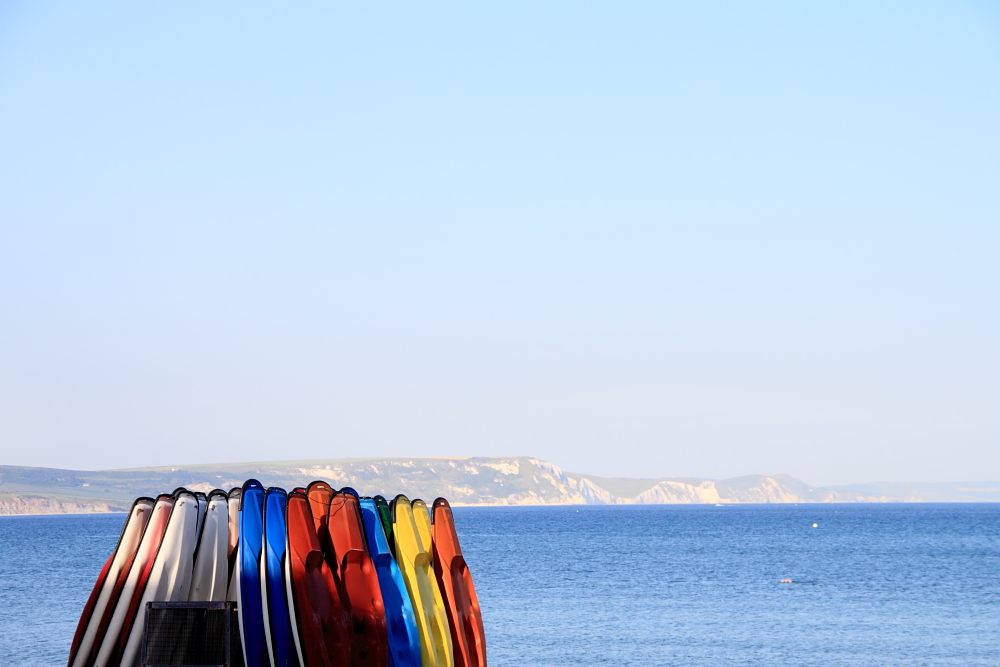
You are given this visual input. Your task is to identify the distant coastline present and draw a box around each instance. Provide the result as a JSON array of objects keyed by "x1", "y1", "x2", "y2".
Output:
[{"x1": 2, "y1": 456, "x2": 998, "y2": 515}]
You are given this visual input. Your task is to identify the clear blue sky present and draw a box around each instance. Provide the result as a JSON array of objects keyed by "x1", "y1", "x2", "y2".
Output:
[{"x1": 1, "y1": 2, "x2": 997, "y2": 485}]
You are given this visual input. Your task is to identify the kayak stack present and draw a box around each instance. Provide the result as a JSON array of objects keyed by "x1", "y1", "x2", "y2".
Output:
[{"x1": 67, "y1": 481, "x2": 487, "y2": 667}]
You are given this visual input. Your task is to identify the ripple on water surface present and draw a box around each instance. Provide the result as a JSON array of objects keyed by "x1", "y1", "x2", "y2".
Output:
[{"x1": 1, "y1": 504, "x2": 998, "y2": 666}]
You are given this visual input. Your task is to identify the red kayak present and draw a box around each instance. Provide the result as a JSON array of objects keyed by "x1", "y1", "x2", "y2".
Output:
[
  {"x1": 328, "y1": 490, "x2": 389, "y2": 667},
  {"x1": 92, "y1": 493, "x2": 175, "y2": 667},
  {"x1": 68, "y1": 497, "x2": 155, "y2": 667},
  {"x1": 306, "y1": 481, "x2": 336, "y2": 563},
  {"x1": 70, "y1": 554, "x2": 114, "y2": 667},
  {"x1": 432, "y1": 498, "x2": 487, "y2": 667},
  {"x1": 287, "y1": 489, "x2": 352, "y2": 667}
]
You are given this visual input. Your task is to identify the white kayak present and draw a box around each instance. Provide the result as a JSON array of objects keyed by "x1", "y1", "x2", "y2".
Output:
[
  {"x1": 117, "y1": 489, "x2": 200, "y2": 667},
  {"x1": 189, "y1": 490, "x2": 229, "y2": 602}
]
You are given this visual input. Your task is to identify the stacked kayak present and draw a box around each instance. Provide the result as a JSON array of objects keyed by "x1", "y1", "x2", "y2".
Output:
[
  {"x1": 432, "y1": 499, "x2": 486, "y2": 667},
  {"x1": 69, "y1": 481, "x2": 486, "y2": 667}
]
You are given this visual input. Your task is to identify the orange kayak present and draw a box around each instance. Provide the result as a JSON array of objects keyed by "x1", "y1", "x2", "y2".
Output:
[
  {"x1": 287, "y1": 488, "x2": 352, "y2": 667},
  {"x1": 305, "y1": 481, "x2": 338, "y2": 564},
  {"x1": 431, "y1": 499, "x2": 487, "y2": 667},
  {"x1": 328, "y1": 490, "x2": 389, "y2": 667}
]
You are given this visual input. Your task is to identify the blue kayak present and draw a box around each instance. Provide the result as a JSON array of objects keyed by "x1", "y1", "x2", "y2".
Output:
[
  {"x1": 360, "y1": 497, "x2": 421, "y2": 667},
  {"x1": 263, "y1": 487, "x2": 301, "y2": 667},
  {"x1": 238, "y1": 480, "x2": 269, "y2": 667}
]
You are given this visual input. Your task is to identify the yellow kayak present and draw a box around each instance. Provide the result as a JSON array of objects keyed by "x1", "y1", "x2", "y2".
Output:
[
  {"x1": 411, "y1": 499, "x2": 435, "y2": 565},
  {"x1": 392, "y1": 496, "x2": 454, "y2": 667},
  {"x1": 412, "y1": 500, "x2": 455, "y2": 666}
]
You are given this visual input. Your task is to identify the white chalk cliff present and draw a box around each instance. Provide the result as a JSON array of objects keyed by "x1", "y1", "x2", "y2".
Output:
[{"x1": 1, "y1": 457, "x2": 997, "y2": 514}]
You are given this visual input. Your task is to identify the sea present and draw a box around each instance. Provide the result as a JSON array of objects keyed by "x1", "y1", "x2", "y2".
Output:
[{"x1": 1, "y1": 503, "x2": 997, "y2": 666}]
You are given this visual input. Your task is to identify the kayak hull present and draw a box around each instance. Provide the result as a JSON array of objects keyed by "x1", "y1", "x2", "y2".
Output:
[
  {"x1": 431, "y1": 499, "x2": 486, "y2": 667},
  {"x1": 392, "y1": 496, "x2": 454, "y2": 667},
  {"x1": 189, "y1": 491, "x2": 229, "y2": 602},
  {"x1": 238, "y1": 480, "x2": 269, "y2": 667},
  {"x1": 92, "y1": 494, "x2": 175, "y2": 667},
  {"x1": 263, "y1": 488, "x2": 301, "y2": 667},
  {"x1": 226, "y1": 488, "x2": 242, "y2": 603},
  {"x1": 118, "y1": 490, "x2": 199, "y2": 667},
  {"x1": 373, "y1": 496, "x2": 395, "y2": 558},
  {"x1": 360, "y1": 498, "x2": 421, "y2": 667},
  {"x1": 68, "y1": 497, "x2": 154, "y2": 667},
  {"x1": 329, "y1": 491, "x2": 388, "y2": 667},
  {"x1": 287, "y1": 489, "x2": 352, "y2": 667}
]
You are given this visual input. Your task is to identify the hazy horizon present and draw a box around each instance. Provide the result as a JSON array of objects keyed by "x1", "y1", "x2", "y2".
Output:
[
  {"x1": 1, "y1": 2, "x2": 998, "y2": 487},
  {"x1": 3, "y1": 455, "x2": 999, "y2": 490}
]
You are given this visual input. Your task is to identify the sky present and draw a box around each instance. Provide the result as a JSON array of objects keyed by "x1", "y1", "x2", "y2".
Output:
[{"x1": 0, "y1": 1, "x2": 998, "y2": 486}]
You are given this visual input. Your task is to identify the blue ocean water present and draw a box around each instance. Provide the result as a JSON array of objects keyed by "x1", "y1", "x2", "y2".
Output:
[{"x1": 1, "y1": 504, "x2": 997, "y2": 666}]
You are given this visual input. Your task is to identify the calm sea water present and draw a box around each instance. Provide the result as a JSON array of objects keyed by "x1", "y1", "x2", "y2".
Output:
[{"x1": 1, "y1": 504, "x2": 997, "y2": 666}]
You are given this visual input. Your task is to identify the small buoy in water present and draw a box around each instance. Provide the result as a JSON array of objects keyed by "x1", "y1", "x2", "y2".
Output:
[
  {"x1": 812, "y1": 523, "x2": 818, "y2": 528},
  {"x1": 781, "y1": 579, "x2": 792, "y2": 583}
]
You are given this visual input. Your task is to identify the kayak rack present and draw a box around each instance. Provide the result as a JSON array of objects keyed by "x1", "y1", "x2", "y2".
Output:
[{"x1": 141, "y1": 601, "x2": 244, "y2": 667}]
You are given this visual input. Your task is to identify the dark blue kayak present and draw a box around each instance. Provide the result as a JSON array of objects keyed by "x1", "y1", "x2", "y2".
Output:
[
  {"x1": 360, "y1": 498, "x2": 421, "y2": 667},
  {"x1": 238, "y1": 479, "x2": 269, "y2": 667},
  {"x1": 264, "y1": 487, "x2": 301, "y2": 667}
]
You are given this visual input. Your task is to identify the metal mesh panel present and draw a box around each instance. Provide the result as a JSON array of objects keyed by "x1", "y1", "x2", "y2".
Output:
[
  {"x1": 142, "y1": 602, "x2": 243, "y2": 667},
  {"x1": 230, "y1": 608, "x2": 245, "y2": 667}
]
